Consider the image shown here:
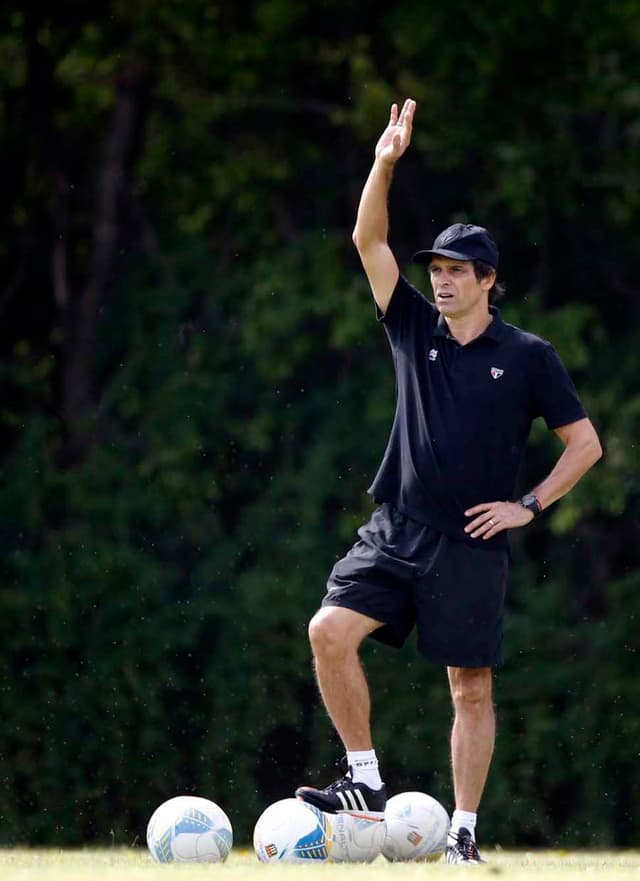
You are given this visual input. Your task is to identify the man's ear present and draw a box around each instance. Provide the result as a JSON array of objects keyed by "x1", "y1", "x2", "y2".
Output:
[{"x1": 481, "y1": 270, "x2": 496, "y2": 291}]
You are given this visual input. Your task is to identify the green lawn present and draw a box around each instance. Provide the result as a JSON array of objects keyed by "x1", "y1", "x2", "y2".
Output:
[{"x1": 1, "y1": 849, "x2": 639, "y2": 881}]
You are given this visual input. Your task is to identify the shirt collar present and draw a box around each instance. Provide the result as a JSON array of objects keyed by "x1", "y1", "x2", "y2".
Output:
[{"x1": 434, "y1": 305, "x2": 506, "y2": 343}]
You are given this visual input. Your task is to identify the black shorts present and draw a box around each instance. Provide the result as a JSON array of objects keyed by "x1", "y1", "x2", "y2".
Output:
[{"x1": 323, "y1": 503, "x2": 509, "y2": 668}]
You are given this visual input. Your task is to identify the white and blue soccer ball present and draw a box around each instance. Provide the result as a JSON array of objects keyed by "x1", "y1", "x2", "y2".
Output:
[
  {"x1": 326, "y1": 812, "x2": 386, "y2": 862},
  {"x1": 253, "y1": 798, "x2": 330, "y2": 863},
  {"x1": 382, "y1": 791, "x2": 450, "y2": 862},
  {"x1": 146, "y1": 795, "x2": 233, "y2": 863}
]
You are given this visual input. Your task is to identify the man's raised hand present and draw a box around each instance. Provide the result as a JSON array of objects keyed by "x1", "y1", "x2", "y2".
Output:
[{"x1": 375, "y1": 99, "x2": 416, "y2": 166}]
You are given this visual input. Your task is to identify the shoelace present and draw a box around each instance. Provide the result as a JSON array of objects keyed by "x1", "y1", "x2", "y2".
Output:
[
  {"x1": 452, "y1": 831, "x2": 481, "y2": 861},
  {"x1": 325, "y1": 772, "x2": 353, "y2": 792},
  {"x1": 324, "y1": 758, "x2": 353, "y2": 792}
]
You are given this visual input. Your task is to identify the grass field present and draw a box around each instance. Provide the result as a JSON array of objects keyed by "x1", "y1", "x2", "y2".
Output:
[{"x1": 1, "y1": 848, "x2": 639, "y2": 881}]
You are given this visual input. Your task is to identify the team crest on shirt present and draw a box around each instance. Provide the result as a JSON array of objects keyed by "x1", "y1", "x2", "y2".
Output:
[
  {"x1": 428, "y1": 348, "x2": 438, "y2": 361},
  {"x1": 490, "y1": 367, "x2": 504, "y2": 379}
]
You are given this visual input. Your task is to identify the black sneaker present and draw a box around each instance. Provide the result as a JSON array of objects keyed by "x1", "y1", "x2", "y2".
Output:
[
  {"x1": 295, "y1": 757, "x2": 386, "y2": 819},
  {"x1": 445, "y1": 827, "x2": 485, "y2": 865}
]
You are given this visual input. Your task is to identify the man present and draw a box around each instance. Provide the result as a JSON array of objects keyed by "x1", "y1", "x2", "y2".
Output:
[{"x1": 295, "y1": 99, "x2": 602, "y2": 864}]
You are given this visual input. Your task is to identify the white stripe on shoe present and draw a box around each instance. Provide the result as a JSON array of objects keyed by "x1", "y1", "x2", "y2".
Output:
[{"x1": 354, "y1": 789, "x2": 368, "y2": 811}]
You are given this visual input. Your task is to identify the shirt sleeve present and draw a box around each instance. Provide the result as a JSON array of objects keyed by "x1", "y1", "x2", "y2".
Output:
[
  {"x1": 375, "y1": 274, "x2": 435, "y2": 347},
  {"x1": 531, "y1": 342, "x2": 588, "y2": 429}
]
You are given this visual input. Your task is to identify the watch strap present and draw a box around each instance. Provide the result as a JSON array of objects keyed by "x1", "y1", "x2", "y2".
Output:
[{"x1": 521, "y1": 493, "x2": 542, "y2": 516}]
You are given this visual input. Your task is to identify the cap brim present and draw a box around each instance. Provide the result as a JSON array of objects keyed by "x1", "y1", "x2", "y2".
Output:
[{"x1": 412, "y1": 247, "x2": 475, "y2": 264}]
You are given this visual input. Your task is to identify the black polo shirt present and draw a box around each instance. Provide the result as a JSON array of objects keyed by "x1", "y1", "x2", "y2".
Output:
[{"x1": 369, "y1": 275, "x2": 587, "y2": 549}]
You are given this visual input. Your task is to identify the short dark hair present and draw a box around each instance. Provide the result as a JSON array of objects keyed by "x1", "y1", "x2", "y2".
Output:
[{"x1": 473, "y1": 259, "x2": 505, "y2": 305}]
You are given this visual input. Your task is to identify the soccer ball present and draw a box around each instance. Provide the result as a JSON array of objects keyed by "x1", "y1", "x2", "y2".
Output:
[
  {"x1": 382, "y1": 791, "x2": 450, "y2": 862},
  {"x1": 146, "y1": 795, "x2": 233, "y2": 863},
  {"x1": 326, "y1": 812, "x2": 386, "y2": 862},
  {"x1": 253, "y1": 798, "x2": 330, "y2": 863}
]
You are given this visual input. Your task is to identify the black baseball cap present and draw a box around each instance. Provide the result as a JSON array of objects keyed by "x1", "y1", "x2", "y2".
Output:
[{"x1": 413, "y1": 223, "x2": 499, "y2": 268}]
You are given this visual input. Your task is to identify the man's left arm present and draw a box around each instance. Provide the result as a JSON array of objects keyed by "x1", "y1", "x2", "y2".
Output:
[{"x1": 465, "y1": 417, "x2": 603, "y2": 540}]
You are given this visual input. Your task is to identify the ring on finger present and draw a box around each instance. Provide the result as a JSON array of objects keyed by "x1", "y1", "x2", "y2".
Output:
[{"x1": 489, "y1": 518, "x2": 495, "y2": 526}]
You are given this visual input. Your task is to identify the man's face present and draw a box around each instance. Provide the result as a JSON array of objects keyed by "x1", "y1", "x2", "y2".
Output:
[{"x1": 428, "y1": 257, "x2": 493, "y2": 318}]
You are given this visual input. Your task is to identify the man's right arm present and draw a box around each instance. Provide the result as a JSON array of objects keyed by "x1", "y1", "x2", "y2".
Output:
[{"x1": 352, "y1": 99, "x2": 416, "y2": 315}]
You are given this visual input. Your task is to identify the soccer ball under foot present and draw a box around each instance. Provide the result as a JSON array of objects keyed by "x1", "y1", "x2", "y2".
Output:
[{"x1": 253, "y1": 798, "x2": 330, "y2": 863}]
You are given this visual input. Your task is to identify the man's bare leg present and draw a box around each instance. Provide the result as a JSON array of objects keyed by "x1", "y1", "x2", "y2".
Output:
[
  {"x1": 447, "y1": 666, "x2": 495, "y2": 812},
  {"x1": 308, "y1": 606, "x2": 383, "y2": 750},
  {"x1": 295, "y1": 606, "x2": 387, "y2": 812}
]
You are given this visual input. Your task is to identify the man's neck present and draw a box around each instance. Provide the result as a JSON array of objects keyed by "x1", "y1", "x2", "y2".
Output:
[{"x1": 445, "y1": 310, "x2": 493, "y2": 346}]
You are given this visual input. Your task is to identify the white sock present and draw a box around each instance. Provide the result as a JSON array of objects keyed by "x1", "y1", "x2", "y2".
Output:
[
  {"x1": 449, "y1": 810, "x2": 477, "y2": 841},
  {"x1": 346, "y1": 749, "x2": 383, "y2": 789}
]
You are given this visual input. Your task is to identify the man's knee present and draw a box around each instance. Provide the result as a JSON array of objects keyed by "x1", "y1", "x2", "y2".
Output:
[
  {"x1": 308, "y1": 606, "x2": 379, "y2": 659},
  {"x1": 448, "y1": 667, "x2": 493, "y2": 710}
]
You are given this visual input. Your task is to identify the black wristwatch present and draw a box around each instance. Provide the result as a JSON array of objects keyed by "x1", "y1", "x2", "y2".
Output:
[{"x1": 520, "y1": 493, "x2": 542, "y2": 516}]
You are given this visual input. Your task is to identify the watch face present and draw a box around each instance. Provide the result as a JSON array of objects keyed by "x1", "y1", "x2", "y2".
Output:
[{"x1": 522, "y1": 494, "x2": 540, "y2": 513}]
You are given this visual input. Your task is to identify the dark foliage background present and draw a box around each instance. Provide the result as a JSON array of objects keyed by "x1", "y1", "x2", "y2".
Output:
[{"x1": 0, "y1": 0, "x2": 638, "y2": 847}]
